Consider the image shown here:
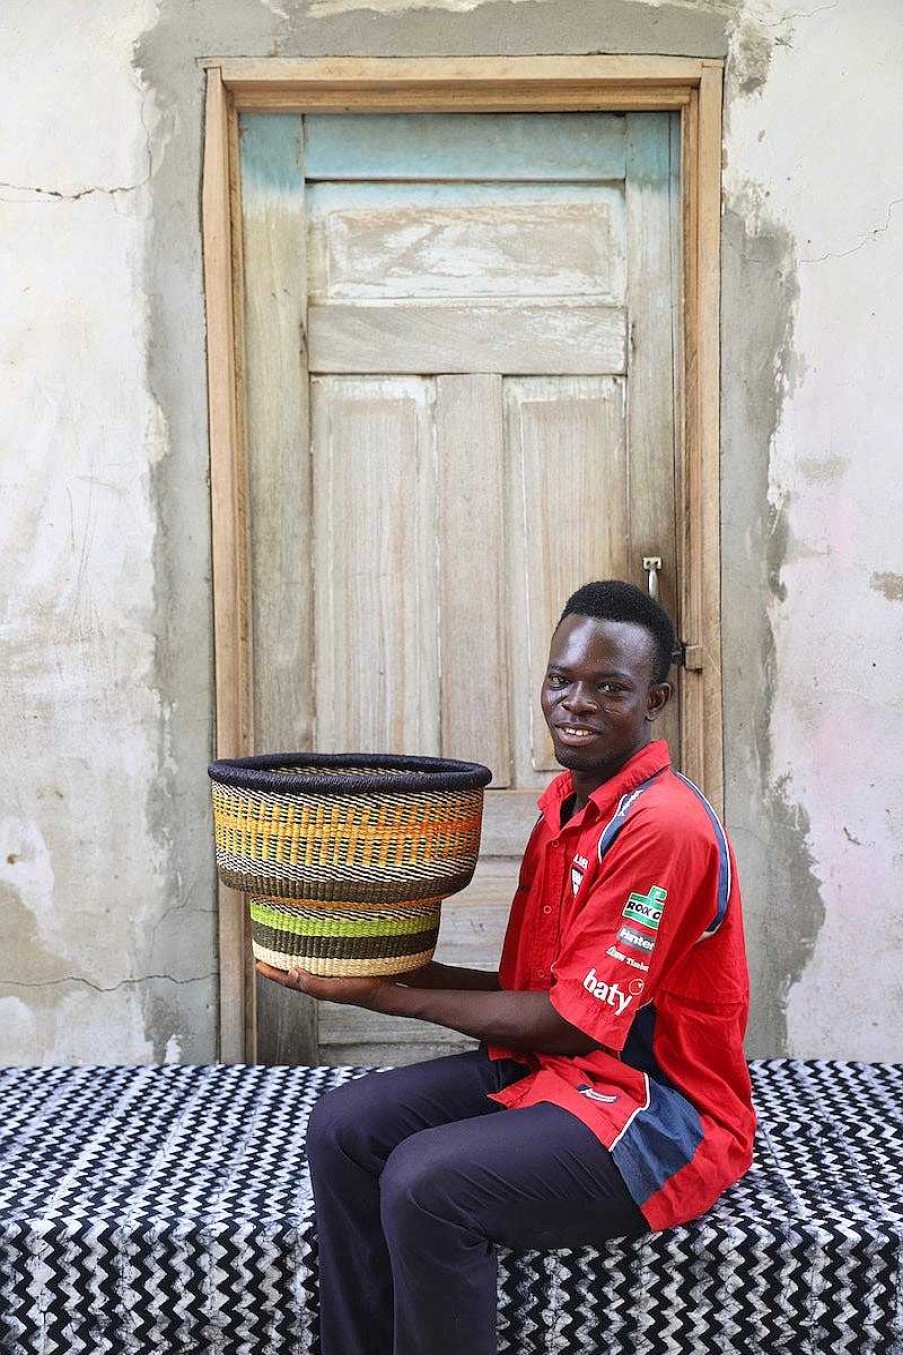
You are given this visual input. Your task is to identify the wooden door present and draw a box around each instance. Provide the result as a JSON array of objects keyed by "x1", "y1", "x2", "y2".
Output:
[{"x1": 238, "y1": 111, "x2": 681, "y2": 1065}]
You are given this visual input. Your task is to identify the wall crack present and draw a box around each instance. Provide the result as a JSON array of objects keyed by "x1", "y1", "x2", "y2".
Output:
[
  {"x1": 800, "y1": 196, "x2": 902, "y2": 264},
  {"x1": 1, "y1": 973, "x2": 215, "y2": 992},
  {"x1": 0, "y1": 181, "x2": 148, "y2": 204}
]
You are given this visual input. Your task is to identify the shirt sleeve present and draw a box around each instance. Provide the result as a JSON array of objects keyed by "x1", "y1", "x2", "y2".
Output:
[{"x1": 548, "y1": 808, "x2": 720, "y2": 1051}]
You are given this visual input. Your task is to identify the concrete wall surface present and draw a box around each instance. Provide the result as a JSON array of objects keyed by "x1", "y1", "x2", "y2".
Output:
[{"x1": 1, "y1": 0, "x2": 900, "y2": 1063}]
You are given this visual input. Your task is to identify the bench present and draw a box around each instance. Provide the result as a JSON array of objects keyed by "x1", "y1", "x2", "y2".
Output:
[{"x1": 0, "y1": 1060, "x2": 900, "y2": 1354}]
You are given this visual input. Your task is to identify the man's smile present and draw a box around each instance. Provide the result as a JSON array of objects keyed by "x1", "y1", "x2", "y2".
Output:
[{"x1": 553, "y1": 724, "x2": 603, "y2": 744}]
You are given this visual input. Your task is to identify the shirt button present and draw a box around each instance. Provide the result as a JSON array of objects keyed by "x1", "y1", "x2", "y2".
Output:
[
  {"x1": 542, "y1": 905, "x2": 553, "y2": 915},
  {"x1": 537, "y1": 968, "x2": 546, "y2": 978}
]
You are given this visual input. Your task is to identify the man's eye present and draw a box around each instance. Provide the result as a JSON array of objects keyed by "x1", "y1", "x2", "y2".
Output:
[
  {"x1": 546, "y1": 674, "x2": 565, "y2": 688},
  {"x1": 599, "y1": 683, "x2": 623, "y2": 694}
]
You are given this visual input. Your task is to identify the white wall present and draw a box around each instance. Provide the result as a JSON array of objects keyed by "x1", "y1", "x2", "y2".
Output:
[
  {"x1": 724, "y1": 0, "x2": 903, "y2": 1057},
  {"x1": 0, "y1": 0, "x2": 900, "y2": 1063},
  {"x1": 0, "y1": 0, "x2": 217, "y2": 1062}
]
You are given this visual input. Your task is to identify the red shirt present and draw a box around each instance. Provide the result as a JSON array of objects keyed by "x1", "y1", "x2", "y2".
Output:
[{"x1": 488, "y1": 739, "x2": 756, "y2": 1232}]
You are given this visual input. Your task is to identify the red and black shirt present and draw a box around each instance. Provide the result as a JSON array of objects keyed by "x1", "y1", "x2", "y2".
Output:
[{"x1": 488, "y1": 739, "x2": 756, "y2": 1232}]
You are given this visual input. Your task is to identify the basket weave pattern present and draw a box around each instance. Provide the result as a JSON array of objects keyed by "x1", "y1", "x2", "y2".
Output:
[
  {"x1": 208, "y1": 754, "x2": 490, "y2": 977},
  {"x1": 211, "y1": 786, "x2": 483, "y2": 902},
  {"x1": 249, "y1": 899, "x2": 441, "y2": 976}
]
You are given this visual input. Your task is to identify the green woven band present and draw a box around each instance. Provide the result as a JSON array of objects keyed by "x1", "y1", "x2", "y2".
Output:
[
  {"x1": 251, "y1": 918, "x2": 438, "y2": 960},
  {"x1": 248, "y1": 899, "x2": 439, "y2": 937}
]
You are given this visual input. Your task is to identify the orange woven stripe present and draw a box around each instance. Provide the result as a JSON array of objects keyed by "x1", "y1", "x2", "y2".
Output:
[
  {"x1": 211, "y1": 810, "x2": 481, "y2": 841},
  {"x1": 214, "y1": 827, "x2": 480, "y2": 869}
]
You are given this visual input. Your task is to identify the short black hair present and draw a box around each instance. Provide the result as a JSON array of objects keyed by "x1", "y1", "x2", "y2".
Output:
[{"x1": 558, "y1": 580, "x2": 676, "y2": 684}]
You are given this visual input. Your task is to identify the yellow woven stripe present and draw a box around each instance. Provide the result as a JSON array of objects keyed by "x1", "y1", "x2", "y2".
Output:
[
  {"x1": 214, "y1": 824, "x2": 481, "y2": 869},
  {"x1": 211, "y1": 798, "x2": 481, "y2": 843},
  {"x1": 212, "y1": 795, "x2": 482, "y2": 869},
  {"x1": 251, "y1": 940, "x2": 435, "y2": 977}
]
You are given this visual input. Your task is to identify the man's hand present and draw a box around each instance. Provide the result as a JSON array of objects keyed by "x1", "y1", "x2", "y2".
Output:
[
  {"x1": 256, "y1": 962, "x2": 598, "y2": 1056},
  {"x1": 256, "y1": 961, "x2": 390, "y2": 1008}
]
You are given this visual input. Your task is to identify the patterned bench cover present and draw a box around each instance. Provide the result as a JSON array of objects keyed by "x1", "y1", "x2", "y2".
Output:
[{"x1": 0, "y1": 1060, "x2": 900, "y2": 1354}]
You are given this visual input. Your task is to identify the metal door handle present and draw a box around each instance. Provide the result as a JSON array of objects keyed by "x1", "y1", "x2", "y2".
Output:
[{"x1": 642, "y1": 557, "x2": 662, "y2": 600}]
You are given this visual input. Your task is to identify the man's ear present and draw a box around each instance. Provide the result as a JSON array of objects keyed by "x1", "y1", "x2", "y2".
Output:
[{"x1": 646, "y1": 682, "x2": 671, "y2": 722}]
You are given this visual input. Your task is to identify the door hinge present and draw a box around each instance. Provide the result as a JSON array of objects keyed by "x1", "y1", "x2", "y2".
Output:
[{"x1": 677, "y1": 641, "x2": 704, "y2": 671}]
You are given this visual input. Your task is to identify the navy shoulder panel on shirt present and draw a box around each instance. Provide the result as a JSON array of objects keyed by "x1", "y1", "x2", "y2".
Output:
[{"x1": 596, "y1": 768, "x2": 733, "y2": 938}]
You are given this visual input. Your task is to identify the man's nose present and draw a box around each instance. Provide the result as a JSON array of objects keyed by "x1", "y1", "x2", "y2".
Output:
[{"x1": 562, "y1": 682, "x2": 599, "y2": 713}]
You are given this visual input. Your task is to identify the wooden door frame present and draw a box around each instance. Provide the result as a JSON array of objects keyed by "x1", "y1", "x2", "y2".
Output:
[{"x1": 201, "y1": 55, "x2": 725, "y2": 1062}]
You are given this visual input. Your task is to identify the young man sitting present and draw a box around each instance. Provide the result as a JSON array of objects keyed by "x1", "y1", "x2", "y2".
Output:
[{"x1": 258, "y1": 579, "x2": 756, "y2": 1355}]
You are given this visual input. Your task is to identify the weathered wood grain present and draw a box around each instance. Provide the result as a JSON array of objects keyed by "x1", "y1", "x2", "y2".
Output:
[
  {"x1": 211, "y1": 55, "x2": 707, "y2": 115},
  {"x1": 311, "y1": 376, "x2": 440, "y2": 755},
  {"x1": 481, "y1": 790, "x2": 543, "y2": 858},
  {"x1": 239, "y1": 114, "x2": 319, "y2": 1066},
  {"x1": 625, "y1": 113, "x2": 681, "y2": 760},
  {"x1": 308, "y1": 303, "x2": 627, "y2": 376},
  {"x1": 505, "y1": 376, "x2": 629, "y2": 780},
  {"x1": 308, "y1": 182, "x2": 625, "y2": 302},
  {"x1": 240, "y1": 114, "x2": 314, "y2": 755},
  {"x1": 697, "y1": 66, "x2": 725, "y2": 811},
  {"x1": 318, "y1": 1040, "x2": 477, "y2": 1068},
  {"x1": 304, "y1": 111, "x2": 626, "y2": 181},
  {"x1": 203, "y1": 70, "x2": 253, "y2": 1064},
  {"x1": 437, "y1": 374, "x2": 510, "y2": 783}
]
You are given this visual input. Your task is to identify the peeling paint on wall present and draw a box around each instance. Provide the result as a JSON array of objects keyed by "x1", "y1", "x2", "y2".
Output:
[
  {"x1": 720, "y1": 179, "x2": 826, "y2": 1055},
  {"x1": 248, "y1": 0, "x2": 735, "y2": 60},
  {"x1": 870, "y1": 572, "x2": 903, "y2": 603},
  {"x1": 3, "y1": 0, "x2": 901, "y2": 1065},
  {"x1": 724, "y1": 0, "x2": 903, "y2": 1059},
  {"x1": 0, "y1": 819, "x2": 56, "y2": 945},
  {"x1": 0, "y1": 0, "x2": 217, "y2": 1064},
  {"x1": 725, "y1": 0, "x2": 791, "y2": 97},
  {"x1": 302, "y1": 0, "x2": 735, "y2": 19}
]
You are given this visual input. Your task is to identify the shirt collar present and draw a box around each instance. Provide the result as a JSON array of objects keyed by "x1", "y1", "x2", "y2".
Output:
[{"x1": 537, "y1": 738, "x2": 672, "y2": 831}]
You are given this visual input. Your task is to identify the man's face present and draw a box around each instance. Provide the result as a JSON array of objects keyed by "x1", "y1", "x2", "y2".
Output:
[{"x1": 540, "y1": 614, "x2": 670, "y2": 792}]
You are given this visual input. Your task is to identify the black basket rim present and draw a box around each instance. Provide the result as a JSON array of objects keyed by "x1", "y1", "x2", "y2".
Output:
[{"x1": 208, "y1": 752, "x2": 493, "y2": 796}]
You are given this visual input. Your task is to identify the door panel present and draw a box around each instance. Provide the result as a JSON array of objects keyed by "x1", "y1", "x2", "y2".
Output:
[
  {"x1": 308, "y1": 302, "x2": 627, "y2": 375},
  {"x1": 308, "y1": 182, "x2": 626, "y2": 301},
  {"x1": 312, "y1": 376, "x2": 440, "y2": 755},
  {"x1": 303, "y1": 111, "x2": 626, "y2": 182},
  {"x1": 436, "y1": 375, "x2": 510, "y2": 782},
  {"x1": 505, "y1": 377, "x2": 629, "y2": 780},
  {"x1": 239, "y1": 110, "x2": 681, "y2": 1066},
  {"x1": 240, "y1": 115, "x2": 317, "y2": 1064},
  {"x1": 625, "y1": 115, "x2": 681, "y2": 755}
]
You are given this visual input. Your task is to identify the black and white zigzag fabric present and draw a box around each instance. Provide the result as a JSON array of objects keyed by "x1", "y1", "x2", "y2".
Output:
[{"x1": 0, "y1": 1060, "x2": 900, "y2": 1354}]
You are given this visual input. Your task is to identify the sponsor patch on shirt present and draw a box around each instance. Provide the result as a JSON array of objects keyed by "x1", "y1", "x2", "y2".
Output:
[
  {"x1": 570, "y1": 854, "x2": 589, "y2": 897},
  {"x1": 582, "y1": 968, "x2": 634, "y2": 1015},
  {"x1": 577, "y1": 1084, "x2": 618, "y2": 1104},
  {"x1": 606, "y1": 944, "x2": 650, "y2": 973},
  {"x1": 622, "y1": 884, "x2": 667, "y2": 931},
  {"x1": 618, "y1": 923, "x2": 655, "y2": 954}
]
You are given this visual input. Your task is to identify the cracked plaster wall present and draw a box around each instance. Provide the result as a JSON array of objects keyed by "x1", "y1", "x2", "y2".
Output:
[
  {"x1": 0, "y1": 0, "x2": 216, "y2": 1063},
  {"x1": 1, "y1": 0, "x2": 900, "y2": 1063},
  {"x1": 723, "y1": 0, "x2": 903, "y2": 1058}
]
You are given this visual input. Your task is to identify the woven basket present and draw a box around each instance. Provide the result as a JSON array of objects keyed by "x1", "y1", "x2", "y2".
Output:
[{"x1": 208, "y1": 753, "x2": 492, "y2": 977}]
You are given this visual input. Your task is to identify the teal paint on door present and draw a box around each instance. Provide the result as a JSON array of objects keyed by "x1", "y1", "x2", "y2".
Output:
[{"x1": 238, "y1": 110, "x2": 682, "y2": 1065}]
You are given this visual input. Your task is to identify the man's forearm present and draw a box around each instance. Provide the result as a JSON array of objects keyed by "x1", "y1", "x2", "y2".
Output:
[
  {"x1": 369, "y1": 983, "x2": 598, "y2": 1056},
  {"x1": 400, "y1": 961, "x2": 500, "y2": 992},
  {"x1": 255, "y1": 963, "x2": 608, "y2": 1058}
]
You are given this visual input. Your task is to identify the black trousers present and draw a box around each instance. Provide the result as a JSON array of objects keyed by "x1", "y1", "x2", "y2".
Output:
[{"x1": 306, "y1": 1046, "x2": 648, "y2": 1355}]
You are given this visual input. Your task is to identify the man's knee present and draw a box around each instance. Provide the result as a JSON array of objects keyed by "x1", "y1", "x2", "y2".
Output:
[
  {"x1": 380, "y1": 1131, "x2": 468, "y2": 1240},
  {"x1": 306, "y1": 1077, "x2": 377, "y2": 1171}
]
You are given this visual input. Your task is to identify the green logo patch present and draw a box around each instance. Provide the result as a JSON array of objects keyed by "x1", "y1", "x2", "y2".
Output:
[{"x1": 622, "y1": 885, "x2": 667, "y2": 931}]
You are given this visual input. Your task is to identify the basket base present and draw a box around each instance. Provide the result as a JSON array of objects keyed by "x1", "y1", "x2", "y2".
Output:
[
  {"x1": 248, "y1": 895, "x2": 441, "y2": 979},
  {"x1": 252, "y1": 938, "x2": 436, "y2": 978}
]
